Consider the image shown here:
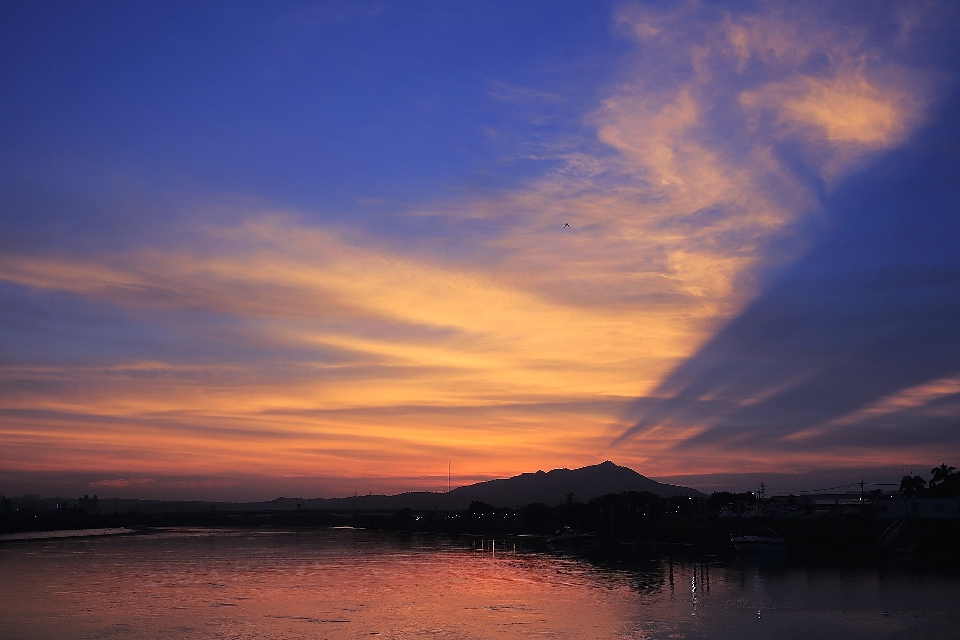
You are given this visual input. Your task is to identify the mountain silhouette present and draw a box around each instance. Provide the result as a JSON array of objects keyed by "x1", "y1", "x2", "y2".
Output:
[
  {"x1": 445, "y1": 460, "x2": 704, "y2": 507},
  {"x1": 84, "y1": 462, "x2": 704, "y2": 513},
  {"x1": 282, "y1": 461, "x2": 703, "y2": 511}
]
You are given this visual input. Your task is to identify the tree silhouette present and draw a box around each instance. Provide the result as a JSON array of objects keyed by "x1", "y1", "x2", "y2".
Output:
[
  {"x1": 899, "y1": 474, "x2": 927, "y2": 498},
  {"x1": 926, "y1": 463, "x2": 960, "y2": 498},
  {"x1": 930, "y1": 464, "x2": 958, "y2": 487}
]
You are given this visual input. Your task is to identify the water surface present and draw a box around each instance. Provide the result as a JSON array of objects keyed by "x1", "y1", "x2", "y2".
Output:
[{"x1": 1, "y1": 528, "x2": 957, "y2": 639}]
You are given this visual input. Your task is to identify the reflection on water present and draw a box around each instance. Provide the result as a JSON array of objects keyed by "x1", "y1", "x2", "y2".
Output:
[{"x1": 1, "y1": 528, "x2": 958, "y2": 640}]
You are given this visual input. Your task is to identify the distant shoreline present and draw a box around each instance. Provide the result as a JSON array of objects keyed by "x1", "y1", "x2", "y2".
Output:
[{"x1": 0, "y1": 527, "x2": 134, "y2": 543}]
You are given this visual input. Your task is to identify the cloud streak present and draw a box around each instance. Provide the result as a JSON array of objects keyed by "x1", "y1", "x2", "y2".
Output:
[
  {"x1": 616, "y1": 74, "x2": 960, "y2": 474},
  {"x1": 1, "y1": 1, "x2": 956, "y2": 496}
]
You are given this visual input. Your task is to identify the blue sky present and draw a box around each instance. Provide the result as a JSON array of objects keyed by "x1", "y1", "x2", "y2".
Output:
[
  {"x1": 2, "y1": 2, "x2": 623, "y2": 233},
  {"x1": 2, "y1": 1, "x2": 959, "y2": 499}
]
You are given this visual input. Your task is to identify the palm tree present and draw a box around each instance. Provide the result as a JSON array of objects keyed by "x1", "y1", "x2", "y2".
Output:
[
  {"x1": 929, "y1": 464, "x2": 958, "y2": 487},
  {"x1": 899, "y1": 474, "x2": 927, "y2": 498}
]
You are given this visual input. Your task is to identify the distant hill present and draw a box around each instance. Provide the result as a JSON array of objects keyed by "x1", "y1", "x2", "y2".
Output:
[
  {"x1": 84, "y1": 462, "x2": 704, "y2": 513},
  {"x1": 277, "y1": 461, "x2": 703, "y2": 511},
  {"x1": 445, "y1": 460, "x2": 705, "y2": 507}
]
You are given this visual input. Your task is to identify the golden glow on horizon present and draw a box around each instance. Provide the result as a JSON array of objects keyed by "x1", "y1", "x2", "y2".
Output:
[{"x1": 0, "y1": 4, "x2": 939, "y2": 494}]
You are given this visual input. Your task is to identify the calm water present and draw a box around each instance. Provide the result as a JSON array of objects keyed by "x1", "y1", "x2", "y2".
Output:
[{"x1": 1, "y1": 528, "x2": 958, "y2": 639}]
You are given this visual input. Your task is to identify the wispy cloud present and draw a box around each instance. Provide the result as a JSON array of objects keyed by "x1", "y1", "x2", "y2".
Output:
[{"x1": 0, "y1": 1, "x2": 954, "y2": 495}]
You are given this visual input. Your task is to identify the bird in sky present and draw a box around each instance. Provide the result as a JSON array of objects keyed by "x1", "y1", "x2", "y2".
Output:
[{"x1": 563, "y1": 223, "x2": 570, "y2": 229}]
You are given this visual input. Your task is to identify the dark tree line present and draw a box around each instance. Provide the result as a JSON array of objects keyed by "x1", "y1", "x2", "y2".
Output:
[{"x1": 900, "y1": 463, "x2": 959, "y2": 498}]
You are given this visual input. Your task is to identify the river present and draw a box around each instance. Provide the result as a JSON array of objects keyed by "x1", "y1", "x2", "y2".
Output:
[{"x1": 1, "y1": 527, "x2": 957, "y2": 639}]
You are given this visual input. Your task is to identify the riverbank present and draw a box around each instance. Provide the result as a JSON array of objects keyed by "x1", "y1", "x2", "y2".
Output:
[{"x1": 4, "y1": 492, "x2": 958, "y2": 565}]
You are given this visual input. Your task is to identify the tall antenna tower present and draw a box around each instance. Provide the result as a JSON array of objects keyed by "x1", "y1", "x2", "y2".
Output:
[{"x1": 448, "y1": 462, "x2": 451, "y2": 493}]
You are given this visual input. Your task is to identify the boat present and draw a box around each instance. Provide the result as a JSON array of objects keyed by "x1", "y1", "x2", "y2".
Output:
[
  {"x1": 731, "y1": 528, "x2": 787, "y2": 552},
  {"x1": 547, "y1": 526, "x2": 594, "y2": 545}
]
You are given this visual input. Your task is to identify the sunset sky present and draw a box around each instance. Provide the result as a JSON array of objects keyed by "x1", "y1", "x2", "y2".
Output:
[{"x1": 2, "y1": 1, "x2": 959, "y2": 500}]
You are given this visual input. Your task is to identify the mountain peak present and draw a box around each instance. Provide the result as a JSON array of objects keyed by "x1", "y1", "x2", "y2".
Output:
[{"x1": 448, "y1": 461, "x2": 704, "y2": 507}]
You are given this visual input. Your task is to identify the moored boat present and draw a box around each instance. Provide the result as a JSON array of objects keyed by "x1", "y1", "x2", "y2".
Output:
[
  {"x1": 547, "y1": 526, "x2": 595, "y2": 545},
  {"x1": 731, "y1": 528, "x2": 787, "y2": 552}
]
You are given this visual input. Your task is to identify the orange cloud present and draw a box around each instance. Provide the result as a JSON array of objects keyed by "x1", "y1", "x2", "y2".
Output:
[{"x1": 0, "y1": 3, "x2": 942, "y2": 492}]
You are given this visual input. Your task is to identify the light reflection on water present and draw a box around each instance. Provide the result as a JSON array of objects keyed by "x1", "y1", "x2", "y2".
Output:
[{"x1": 1, "y1": 528, "x2": 958, "y2": 639}]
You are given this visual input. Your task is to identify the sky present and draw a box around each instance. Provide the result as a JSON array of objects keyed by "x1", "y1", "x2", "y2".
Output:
[{"x1": 2, "y1": 1, "x2": 959, "y2": 500}]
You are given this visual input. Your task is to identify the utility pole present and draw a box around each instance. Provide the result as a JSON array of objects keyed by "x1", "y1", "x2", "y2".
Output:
[{"x1": 448, "y1": 462, "x2": 451, "y2": 493}]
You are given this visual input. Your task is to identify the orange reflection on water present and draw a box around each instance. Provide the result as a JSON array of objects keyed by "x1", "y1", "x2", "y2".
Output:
[
  {"x1": 0, "y1": 529, "x2": 638, "y2": 640},
  {"x1": 3, "y1": 528, "x2": 960, "y2": 640}
]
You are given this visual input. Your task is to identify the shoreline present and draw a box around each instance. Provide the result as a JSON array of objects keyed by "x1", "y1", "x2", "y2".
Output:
[{"x1": 0, "y1": 527, "x2": 135, "y2": 543}]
